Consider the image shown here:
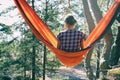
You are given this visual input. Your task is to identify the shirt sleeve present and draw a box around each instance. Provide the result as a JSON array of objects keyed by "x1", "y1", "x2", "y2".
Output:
[
  {"x1": 57, "y1": 33, "x2": 62, "y2": 49},
  {"x1": 81, "y1": 32, "x2": 86, "y2": 40},
  {"x1": 57, "y1": 33, "x2": 62, "y2": 41}
]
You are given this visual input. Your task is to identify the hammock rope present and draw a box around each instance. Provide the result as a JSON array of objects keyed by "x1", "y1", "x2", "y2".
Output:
[{"x1": 14, "y1": 0, "x2": 120, "y2": 67}]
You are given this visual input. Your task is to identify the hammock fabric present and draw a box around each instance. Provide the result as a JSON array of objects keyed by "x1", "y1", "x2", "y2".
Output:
[{"x1": 14, "y1": 0, "x2": 120, "y2": 67}]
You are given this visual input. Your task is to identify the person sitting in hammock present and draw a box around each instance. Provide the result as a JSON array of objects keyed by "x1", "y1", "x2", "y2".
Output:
[{"x1": 57, "y1": 15, "x2": 86, "y2": 52}]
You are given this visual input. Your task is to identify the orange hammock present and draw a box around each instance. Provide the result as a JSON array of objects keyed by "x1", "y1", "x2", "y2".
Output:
[{"x1": 14, "y1": 0, "x2": 120, "y2": 67}]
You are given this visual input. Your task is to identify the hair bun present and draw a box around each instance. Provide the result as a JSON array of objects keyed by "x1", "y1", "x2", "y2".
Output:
[{"x1": 65, "y1": 15, "x2": 77, "y2": 25}]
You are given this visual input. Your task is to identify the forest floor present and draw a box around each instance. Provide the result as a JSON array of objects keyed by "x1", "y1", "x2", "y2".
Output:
[
  {"x1": 46, "y1": 64, "x2": 90, "y2": 80},
  {"x1": 45, "y1": 65, "x2": 88, "y2": 80},
  {"x1": 57, "y1": 65, "x2": 89, "y2": 80}
]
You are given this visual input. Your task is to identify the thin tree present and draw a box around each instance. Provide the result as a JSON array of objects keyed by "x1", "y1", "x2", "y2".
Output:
[
  {"x1": 82, "y1": 0, "x2": 96, "y2": 79},
  {"x1": 31, "y1": 0, "x2": 36, "y2": 80}
]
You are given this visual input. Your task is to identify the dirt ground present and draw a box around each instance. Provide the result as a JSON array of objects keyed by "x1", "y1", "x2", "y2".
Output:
[
  {"x1": 45, "y1": 64, "x2": 89, "y2": 80},
  {"x1": 57, "y1": 66, "x2": 88, "y2": 80}
]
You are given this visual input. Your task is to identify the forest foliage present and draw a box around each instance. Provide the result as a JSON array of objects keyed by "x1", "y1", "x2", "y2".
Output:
[{"x1": 0, "y1": 0, "x2": 120, "y2": 80}]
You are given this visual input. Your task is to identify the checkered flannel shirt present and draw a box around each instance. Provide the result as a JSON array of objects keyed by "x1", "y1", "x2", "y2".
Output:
[{"x1": 57, "y1": 29, "x2": 86, "y2": 52}]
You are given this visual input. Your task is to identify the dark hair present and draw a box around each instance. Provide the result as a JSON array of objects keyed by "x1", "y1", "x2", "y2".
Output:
[{"x1": 65, "y1": 15, "x2": 77, "y2": 25}]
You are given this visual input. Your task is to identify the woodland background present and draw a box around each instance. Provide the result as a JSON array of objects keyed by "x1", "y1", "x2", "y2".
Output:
[{"x1": 0, "y1": 0, "x2": 120, "y2": 80}]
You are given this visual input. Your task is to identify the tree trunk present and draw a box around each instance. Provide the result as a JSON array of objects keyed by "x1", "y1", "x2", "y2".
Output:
[
  {"x1": 89, "y1": 0, "x2": 114, "y2": 78},
  {"x1": 24, "y1": 52, "x2": 27, "y2": 80},
  {"x1": 96, "y1": 44, "x2": 101, "y2": 78},
  {"x1": 32, "y1": 0, "x2": 36, "y2": 80},
  {"x1": 82, "y1": 0, "x2": 96, "y2": 79},
  {"x1": 110, "y1": 26, "x2": 120, "y2": 66},
  {"x1": 89, "y1": 0, "x2": 102, "y2": 23},
  {"x1": 88, "y1": 0, "x2": 102, "y2": 78},
  {"x1": 82, "y1": 0, "x2": 95, "y2": 33},
  {"x1": 32, "y1": 46, "x2": 36, "y2": 80},
  {"x1": 43, "y1": 1, "x2": 48, "y2": 80}
]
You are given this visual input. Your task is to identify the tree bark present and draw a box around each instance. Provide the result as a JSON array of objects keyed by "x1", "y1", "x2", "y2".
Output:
[
  {"x1": 89, "y1": 0, "x2": 114, "y2": 78},
  {"x1": 32, "y1": 46, "x2": 36, "y2": 80},
  {"x1": 82, "y1": 0, "x2": 95, "y2": 33},
  {"x1": 82, "y1": 0, "x2": 96, "y2": 79},
  {"x1": 110, "y1": 26, "x2": 120, "y2": 66},
  {"x1": 32, "y1": 0, "x2": 36, "y2": 80}
]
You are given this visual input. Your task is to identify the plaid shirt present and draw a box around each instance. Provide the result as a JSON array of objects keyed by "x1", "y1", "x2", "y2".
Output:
[{"x1": 57, "y1": 29, "x2": 86, "y2": 52}]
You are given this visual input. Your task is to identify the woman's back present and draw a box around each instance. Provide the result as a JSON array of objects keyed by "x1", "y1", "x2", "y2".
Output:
[{"x1": 57, "y1": 29, "x2": 85, "y2": 52}]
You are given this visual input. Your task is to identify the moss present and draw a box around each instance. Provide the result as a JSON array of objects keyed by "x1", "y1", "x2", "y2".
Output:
[{"x1": 108, "y1": 68, "x2": 120, "y2": 78}]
